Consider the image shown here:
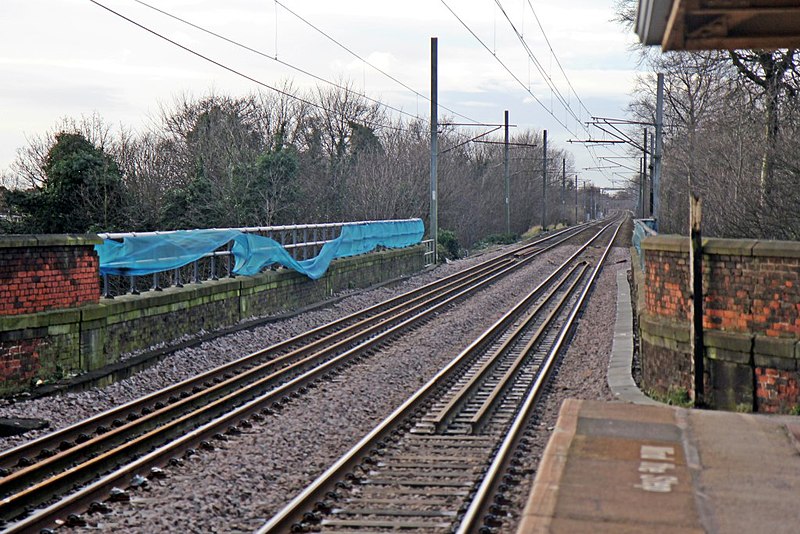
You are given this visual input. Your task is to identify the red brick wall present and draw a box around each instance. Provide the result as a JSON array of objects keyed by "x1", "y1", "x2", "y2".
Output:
[
  {"x1": 641, "y1": 237, "x2": 800, "y2": 412},
  {"x1": 705, "y1": 254, "x2": 800, "y2": 337},
  {"x1": 755, "y1": 367, "x2": 800, "y2": 414},
  {"x1": 644, "y1": 248, "x2": 691, "y2": 321},
  {"x1": 0, "y1": 337, "x2": 43, "y2": 387},
  {"x1": 0, "y1": 239, "x2": 100, "y2": 316},
  {"x1": 644, "y1": 244, "x2": 800, "y2": 338}
]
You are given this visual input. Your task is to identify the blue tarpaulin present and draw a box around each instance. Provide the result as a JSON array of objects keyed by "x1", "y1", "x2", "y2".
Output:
[{"x1": 95, "y1": 219, "x2": 425, "y2": 280}]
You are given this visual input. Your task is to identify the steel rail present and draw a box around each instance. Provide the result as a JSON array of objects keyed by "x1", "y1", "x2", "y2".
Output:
[
  {"x1": 467, "y1": 261, "x2": 589, "y2": 433},
  {"x1": 1, "y1": 221, "x2": 607, "y2": 532},
  {"x1": 424, "y1": 261, "x2": 587, "y2": 434},
  {"x1": 0, "y1": 244, "x2": 528, "y2": 522},
  {"x1": 0, "y1": 220, "x2": 594, "y2": 476},
  {"x1": 0, "y1": 256, "x2": 508, "y2": 475},
  {"x1": 255, "y1": 220, "x2": 617, "y2": 533},
  {"x1": 456, "y1": 217, "x2": 625, "y2": 533},
  {"x1": 2, "y1": 233, "x2": 558, "y2": 532}
]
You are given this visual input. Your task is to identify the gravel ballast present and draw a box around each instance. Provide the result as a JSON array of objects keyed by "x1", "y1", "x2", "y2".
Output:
[
  {"x1": 2, "y1": 236, "x2": 633, "y2": 533},
  {"x1": 499, "y1": 246, "x2": 631, "y2": 533}
]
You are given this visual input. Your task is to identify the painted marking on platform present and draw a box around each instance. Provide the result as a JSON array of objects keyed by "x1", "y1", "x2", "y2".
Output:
[{"x1": 634, "y1": 445, "x2": 678, "y2": 493}]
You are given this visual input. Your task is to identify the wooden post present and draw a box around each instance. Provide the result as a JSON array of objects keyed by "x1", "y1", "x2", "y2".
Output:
[{"x1": 689, "y1": 194, "x2": 704, "y2": 407}]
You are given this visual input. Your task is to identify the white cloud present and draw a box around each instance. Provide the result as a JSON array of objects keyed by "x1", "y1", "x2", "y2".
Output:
[{"x1": 0, "y1": 0, "x2": 642, "y2": 190}]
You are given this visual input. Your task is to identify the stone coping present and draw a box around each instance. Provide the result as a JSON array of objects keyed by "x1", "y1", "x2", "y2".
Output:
[
  {"x1": 0, "y1": 246, "x2": 424, "y2": 333},
  {"x1": 642, "y1": 234, "x2": 800, "y2": 258},
  {"x1": 608, "y1": 269, "x2": 661, "y2": 406},
  {"x1": 639, "y1": 312, "x2": 800, "y2": 366},
  {"x1": 0, "y1": 234, "x2": 103, "y2": 248}
]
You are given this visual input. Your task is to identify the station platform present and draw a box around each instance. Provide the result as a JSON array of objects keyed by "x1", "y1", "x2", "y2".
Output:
[
  {"x1": 517, "y1": 396, "x2": 800, "y2": 533},
  {"x1": 516, "y1": 269, "x2": 800, "y2": 533}
]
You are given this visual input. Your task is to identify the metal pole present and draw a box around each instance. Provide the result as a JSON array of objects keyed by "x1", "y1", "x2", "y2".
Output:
[
  {"x1": 504, "y1": 110, "x2": 510, "y2": 235},
  {"x1": 542, "y1": 129, "x2": 547, "y2": 230},
  {"x1": 574, "y1": 174, "x2": 578, "y2": 224},
  {"x1": 639, "y1": 157, "x2": 644, "y2": 218},
  {"x1": 430, "y1": 37, "x2": 438, "y2": 264},
  {"x1": 650, "y1": 135, "x2": 655, "y2": 216},
  {"x1": 561, "y1": 157, "x2": 566, "y2": 225},
  {"x1": 583, "y1": 181, "x2": 587, "y2": 221},
  {"x1": 643, "y1": 128, "x2": 649, "y2": 217},
  {"x1": 654, "y1": 73, "x2": 664, "y2": 228}
]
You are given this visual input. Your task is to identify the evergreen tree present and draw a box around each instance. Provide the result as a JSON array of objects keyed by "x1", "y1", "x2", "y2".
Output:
[{"x1": 6, "y1": 132, "x2": 124, "y2": 233}]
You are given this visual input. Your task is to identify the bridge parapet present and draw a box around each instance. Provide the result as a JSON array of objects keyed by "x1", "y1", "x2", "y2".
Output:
[
  {"x1": 0, "y1": 230, "x2": 425, "y2": 395},
  {"x1": 634, "y1": 235, "x2": 800, "y2": 413}
]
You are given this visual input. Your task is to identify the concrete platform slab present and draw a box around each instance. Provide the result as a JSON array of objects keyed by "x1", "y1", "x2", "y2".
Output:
[{"x1": 518, "y1": 399, "x2": 800, "y2": 533}]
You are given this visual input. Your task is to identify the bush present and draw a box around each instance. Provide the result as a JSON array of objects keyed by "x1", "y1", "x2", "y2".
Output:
[
  {"x1": 474, "y1": 232, "x2": 518, "y2": 249},
  {"x1": 437, "y1": 229, "x2": 459, "y2": 261}
]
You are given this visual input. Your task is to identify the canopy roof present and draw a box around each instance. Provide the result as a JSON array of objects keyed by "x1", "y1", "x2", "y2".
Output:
[{"x1": 636, "y1": 0, "x2": 800, "y2": 50}]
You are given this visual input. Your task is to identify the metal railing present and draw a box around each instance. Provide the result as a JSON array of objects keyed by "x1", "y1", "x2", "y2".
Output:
[
  {"x1": 97, "y1": 219, "x2": 420, "y2": 298},
  {"x1": 422, "y1": 239, "x2": 435, "y2": 266}
]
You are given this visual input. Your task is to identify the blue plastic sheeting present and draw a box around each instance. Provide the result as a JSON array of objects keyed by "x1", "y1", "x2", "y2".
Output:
[{"x1": 96, "y1": 219, "x2": 425, "y2": 280}]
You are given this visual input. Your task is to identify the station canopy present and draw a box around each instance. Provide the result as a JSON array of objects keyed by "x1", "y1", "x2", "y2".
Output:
[{"x1": 636, "y1": 0, "x2": 800, "y2": 50}]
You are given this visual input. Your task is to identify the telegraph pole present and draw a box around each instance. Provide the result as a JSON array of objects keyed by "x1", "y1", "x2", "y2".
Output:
[
  {"x1": 542, "y1": 130, "x2": 547, "y2": 230},
  {"x1": 430, "y1": 37, "x2": 438, "y2": 264},
  {"x1": 504, "y1": 110, "x2": 510, "y2": 235}
]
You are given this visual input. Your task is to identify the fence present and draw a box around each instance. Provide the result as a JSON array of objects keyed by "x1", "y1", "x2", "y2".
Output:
[
  {"x1": 632, "y1": 218, "x2": 657, "y2": 268},
  {"x1": 98, "y1": 219, "x2": 425, "y2": 298},
  {"x1": 422, "y1": 239, "x2": 435, "y2": 267}
]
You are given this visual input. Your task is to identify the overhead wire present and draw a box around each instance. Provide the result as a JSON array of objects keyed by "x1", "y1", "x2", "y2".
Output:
[
  {"x1": 133, "y1": 0, "x2": 422, "y2": 123},
  {"x1": 518, "y1": 1, "x2": 641, "y2": 182},
  {"x1": 439, "y1": 126, "x2": 502, "y2": 155},
  {"x1": 524, "y1": 0, "x2": 592, "y2": 120},
  {"x1": 493, "y1": 0, "x2": 585, "y2": 134},
  {"x1": 438, "y1": 0, "x2": 575, "y2": 136},
  {"x1": 95, "y1": 0, "x2": 626, "y2": 187},
  {"x1": 483, "y1": 1, "x2": 615, "y2": 181},
  {"x1": 88, "y1": 0, "x2": 409, "y2": 134},
  {"x1": 500, "y1": 0, "x2": 625, "y2": 182},
  {"x1": 273, "y1": 0, "x2": 485, "y2": 126}
]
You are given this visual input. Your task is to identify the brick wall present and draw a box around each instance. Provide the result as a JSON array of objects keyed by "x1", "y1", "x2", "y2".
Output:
[
  {"x1": 0, "y1": 235, "x2": 101, "y2": 316},
  {"x1": 636, "y1": 236, "x2": 800, "y2": 413},
  {"x1": 0, "y1": 244, "x2": 425, "y2": 395},
  {"x1": 706, "y1": 251, "x2": 800, "y2": 337},
  {"x1": 756, "y1": 367, "x2": 799, "y2": 413}
]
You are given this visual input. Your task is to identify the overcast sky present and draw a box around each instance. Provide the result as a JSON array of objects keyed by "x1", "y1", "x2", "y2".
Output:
[{"x1": 0, "y1": 0, "x2": 643, "y2": 188}]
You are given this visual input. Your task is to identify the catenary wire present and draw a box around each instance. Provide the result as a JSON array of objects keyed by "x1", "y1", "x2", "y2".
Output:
[
  {"x1": 88, "y1": 0, "x2": 409, "y2": 133},
  {"x1": 132, "y1": 0, "x2": 421, "y2": 123},
  {"x1": 491, "y1": 0, "x2": 618, "y2": 182},
  {"x1": 524, "y1": 0, "x2": 592, "y2": 119},
  {"x1": 274, "y1": 0, "x2": 486, "y2": 126},
  {"x1": 439, "y1": 0, "x2": 575, "y2": 136},
  {"x1": 493, "y1": 0, "x2": 587, "y2": 134},
  {"x1": 469, "y1": 1, "x2": 611, "y2": 180}
]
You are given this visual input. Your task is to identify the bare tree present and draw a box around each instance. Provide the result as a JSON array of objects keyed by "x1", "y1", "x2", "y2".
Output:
[{"x1": 729, "y1": 50, "x2": 800, "y2": 201}]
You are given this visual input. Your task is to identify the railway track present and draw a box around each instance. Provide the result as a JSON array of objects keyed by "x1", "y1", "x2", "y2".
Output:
[
  {"x1": 0, "y1": 220, "x2": 607, "y2": 533},
  {"x1": 257, "y1": 217, "x2": 624, "y2": 533}
]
